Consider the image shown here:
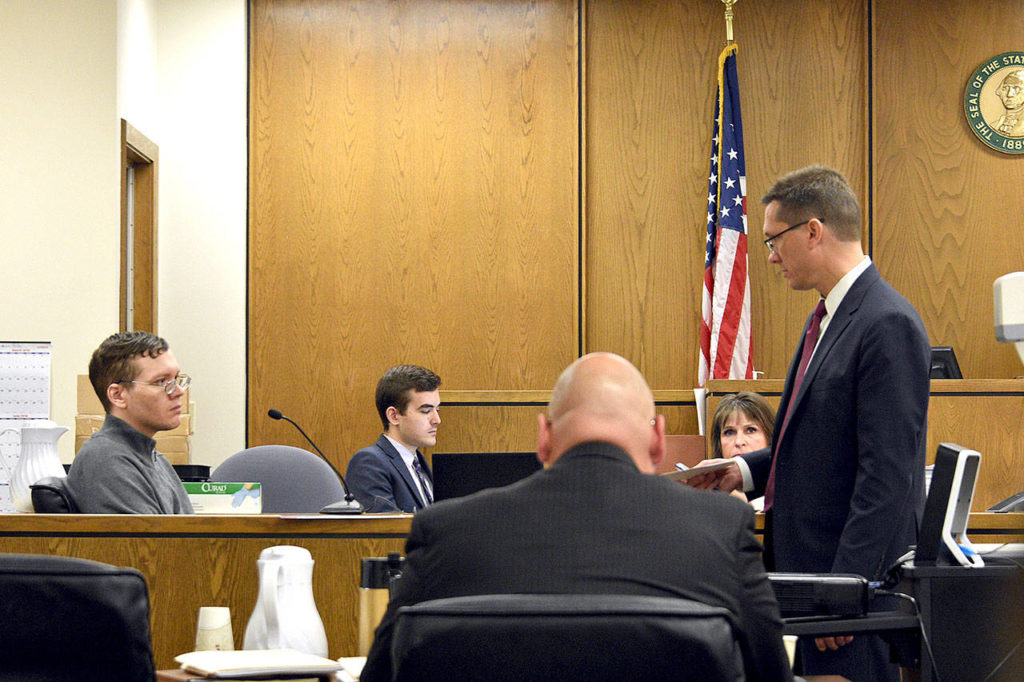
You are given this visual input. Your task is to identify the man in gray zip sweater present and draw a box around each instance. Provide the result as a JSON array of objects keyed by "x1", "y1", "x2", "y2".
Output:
[{"x1": 66, "y1": 331, "x2": 193, "y2": 514}]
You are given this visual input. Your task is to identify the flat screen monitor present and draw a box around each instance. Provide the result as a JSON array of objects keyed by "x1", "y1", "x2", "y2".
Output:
[
  {"x1": 431, "y1": 452, "x2": 541, "y2": 502},
  {"x1": 916, "y1": 443, "x2": 982, "y2": 567},
  {"x1": 929, "y1": 346, "x2": 963, "y2": 379}
]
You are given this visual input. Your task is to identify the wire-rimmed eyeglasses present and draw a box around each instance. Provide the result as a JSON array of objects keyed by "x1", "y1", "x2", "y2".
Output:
[
  {"x1": 119, "y1": 374, "x2": 191, "y2": 395},
  {"x1": 763, "y1": 220, "x2": 811, "y2": 254}
]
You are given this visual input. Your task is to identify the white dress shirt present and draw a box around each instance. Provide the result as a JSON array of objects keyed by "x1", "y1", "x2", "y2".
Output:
[{"x1": 385, "y1": 435, "x2": 431, "y2": 505}]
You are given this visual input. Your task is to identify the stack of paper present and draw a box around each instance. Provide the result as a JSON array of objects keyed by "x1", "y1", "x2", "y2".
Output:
[
  {"x1": 661, "y1": 458, "x2": 734, "y2": 481},
  {"x1": 174, "y1": 649, "x2": 342, "y2": 678}
]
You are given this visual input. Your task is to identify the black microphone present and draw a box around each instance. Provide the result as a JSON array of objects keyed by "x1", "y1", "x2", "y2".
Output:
[{"x1": 268, "y1": 408, "x2": 363, "y2": 514}]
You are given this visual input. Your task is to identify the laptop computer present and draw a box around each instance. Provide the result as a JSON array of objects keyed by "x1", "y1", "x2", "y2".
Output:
[{"x1": 431, "y1": 452, "x2": 541, "y2": 502}]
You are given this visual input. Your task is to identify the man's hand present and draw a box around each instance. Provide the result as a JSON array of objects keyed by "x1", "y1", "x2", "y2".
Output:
[
  {"x1": 814, "y1": 635, "x2": 854, "y2": 651},
  {"x1": 683, "y1": 459, "x2": 742, "y2": 493}
]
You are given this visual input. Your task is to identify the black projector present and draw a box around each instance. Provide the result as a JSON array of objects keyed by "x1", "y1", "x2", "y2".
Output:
[{"x1": 768, "y1": 573, "x2": 871, "y2": 618}]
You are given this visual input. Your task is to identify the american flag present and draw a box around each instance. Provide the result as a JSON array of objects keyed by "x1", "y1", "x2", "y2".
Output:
[{"x1": 699, "y1": 43, "x2": 753, "y2": 385}]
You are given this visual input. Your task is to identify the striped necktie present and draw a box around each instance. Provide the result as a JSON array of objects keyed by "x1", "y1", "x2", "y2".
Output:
[{"x1": 412, "y1": 457, "x2": 433, "y2": 505}]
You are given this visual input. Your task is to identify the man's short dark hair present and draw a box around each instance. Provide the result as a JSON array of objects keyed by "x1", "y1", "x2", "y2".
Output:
[
  {"x1": 375, "y1": 365, "x2": 441, "y2": 429},
  {"x1": 89, "y1": 331, "x2": 169, "y2": 412},
  {"x1": 761, "y1": 165, "x2": 861, "y2": 241}
]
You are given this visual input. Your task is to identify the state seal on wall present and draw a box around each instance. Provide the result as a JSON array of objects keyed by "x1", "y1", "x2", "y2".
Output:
[{"x1": 965, "y1": 52, "x2": 1024, "y2": 154}]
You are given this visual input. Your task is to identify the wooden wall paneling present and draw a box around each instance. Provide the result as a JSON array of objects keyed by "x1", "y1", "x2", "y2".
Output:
[
  {"x1": 927, "y1": 380, "x2": 1024, "y2": 510},
  {"x1": 738, "y1": 0, "x2": 870, "y2": 381},
  {"x1": 872, "y1": 0, "x2": 1024, "y2": 379},
  {"x1": 430, "y1": 389, "x2": 699, "y2": 461},
  {"x1": 249, "y1": 0, "x2": 580, "y2": 467},
  {"x1": 583, "y1": 0, "x2": 869, "y2": 388},
  {"x1": 705, "y1": 379, "x2": 785, "y2": 426},
  {"x1": 429, "y1": 396, "x2": 550, "y2": 458},
  {"x1": 583, "y1": 1, "x2": 718, "y2": 387}
]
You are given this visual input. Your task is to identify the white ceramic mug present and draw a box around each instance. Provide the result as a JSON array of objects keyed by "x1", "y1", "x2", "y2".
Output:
[{"x1": 195, "y1": 606, "x2": 234, "y2": 651}]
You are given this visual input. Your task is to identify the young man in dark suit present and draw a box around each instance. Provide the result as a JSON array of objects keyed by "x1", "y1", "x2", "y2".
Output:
[
  {"x1": 361, "y1": 352, "x2": 793, "y2": 682},
  {"x1": 690, "y1": 166, "x2": 930, "y2": 681},
  {"x1": 346, "y1": 365, "x2": 441, "y2": 512}
]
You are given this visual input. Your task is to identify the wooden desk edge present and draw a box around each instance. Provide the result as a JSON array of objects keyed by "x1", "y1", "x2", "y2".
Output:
[
  {"x1": 1, "y1": 511, "x2": 1019, "y2": 540},
  {"x1": 0, "y1": 513, "x2": 414, "y2": 536}
]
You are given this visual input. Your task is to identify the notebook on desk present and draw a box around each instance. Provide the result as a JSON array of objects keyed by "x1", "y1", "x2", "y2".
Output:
[{"x1": 431, "y1": 452, "x2": 541, "y2": 502}]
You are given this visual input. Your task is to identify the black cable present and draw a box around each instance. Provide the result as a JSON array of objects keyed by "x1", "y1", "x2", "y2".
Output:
[
  {"x1": 983, "y1": 637, "x2": 1024, "y2": 682},
  {"x1": 874, "y1": 589, "x2": 941, "y2": 682}
]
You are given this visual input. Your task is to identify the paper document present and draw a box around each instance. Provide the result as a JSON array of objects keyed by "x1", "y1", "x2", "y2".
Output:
[
  {"x1": 661, "y1": 459, "x2": 734, "y2": 481},
  {"x1": 174, "y1": 648, "x2": 342, "y2": 678}
]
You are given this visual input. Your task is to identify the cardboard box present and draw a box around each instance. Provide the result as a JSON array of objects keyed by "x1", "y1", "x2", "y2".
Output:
[
  {"x1": 75, "y1": 433, "x2": 191, "y2": 464},
  {"x1": 161, "y1": 449, "x2": 190, "y2": 465},
  {"x1": 77, "y1": 375, "x2": 190, "y2": 415},
  {"x1": 183, "y1": 482, "x2": 262, "y2": 514},
  {"x1": 77, "y1": 375, "x2": 103, "y2": 415},
  {"x1": 155, "y1": 434, "x2": 191, "y2": 461},
  {"x1": 75, "y1": 413, "x2": 192, "y2": 437},
  {"x1": 75, "y1": 414, "x2": 105, "y2": 437}
]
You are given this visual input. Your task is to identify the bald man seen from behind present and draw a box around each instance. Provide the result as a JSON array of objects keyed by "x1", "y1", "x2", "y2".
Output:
[{"x1": 360, "y1": 352, "x2": 793, "y2": 682}]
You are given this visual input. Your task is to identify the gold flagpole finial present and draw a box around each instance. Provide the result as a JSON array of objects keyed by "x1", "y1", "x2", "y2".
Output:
[{"x1": 722, "y1": 0, "x2": 738, "y2": 43}]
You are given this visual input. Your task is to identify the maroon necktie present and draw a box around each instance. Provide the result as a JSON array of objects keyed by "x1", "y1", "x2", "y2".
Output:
[{"x1": 764, "y1": 299, "x2": 827, "y2": 510}]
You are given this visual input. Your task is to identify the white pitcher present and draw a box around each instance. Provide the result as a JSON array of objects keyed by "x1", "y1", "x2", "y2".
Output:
[
  {"x1": 243, "y1": 545, "x2": 328, "y2": 657},
  {"x1": 0, "y1": 420, "x2": 68, "y2": 513}
]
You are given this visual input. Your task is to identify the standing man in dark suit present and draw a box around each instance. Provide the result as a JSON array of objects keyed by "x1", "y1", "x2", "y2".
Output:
[
  {"x1": 346, "y1": 365, "x2": 441, "y2": 512},
  {"x1": 690, "y1": 166, "x2": 930, "y2": 681},
  {"x1": 361, "y1": 352, "x2": 793, "y2": 682}
]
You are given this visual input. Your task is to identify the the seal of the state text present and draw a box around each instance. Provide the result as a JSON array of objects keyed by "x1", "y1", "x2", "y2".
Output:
[{"x1": 965, "y1": 52, "x2": 1024, "y2": 154}]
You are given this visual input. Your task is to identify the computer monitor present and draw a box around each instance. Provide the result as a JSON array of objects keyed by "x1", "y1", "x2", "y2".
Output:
[
  {"x1": 929, "y1": 346, "x2": 963, "y2": 379},
  {"x1": 431, "y1": 452, "x2": 541, "y2": 502},
  {"x1": 915, "y1": 443, "x2": 983, "y2": 567}
]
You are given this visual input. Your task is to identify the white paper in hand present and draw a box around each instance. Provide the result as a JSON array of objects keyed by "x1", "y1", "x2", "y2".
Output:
[{"x1": 661, "y1": 459, "x2": 735, "y2": 481}]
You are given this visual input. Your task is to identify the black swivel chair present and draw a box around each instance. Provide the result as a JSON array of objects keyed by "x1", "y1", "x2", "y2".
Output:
[
  {"x1": 390, "y1": 593, "x2": 746, "y2": 682},
  {"x1": 0, "y1": 553, "x2": 155, "y2": 682},
  {"x1": 30, "y1": 476, "x2": 78, "y2": 513}
]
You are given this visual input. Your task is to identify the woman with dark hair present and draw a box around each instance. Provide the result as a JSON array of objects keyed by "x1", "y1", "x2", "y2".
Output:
[{"x1": 708, "y1": 391, "x2": 775, "y2": 509}]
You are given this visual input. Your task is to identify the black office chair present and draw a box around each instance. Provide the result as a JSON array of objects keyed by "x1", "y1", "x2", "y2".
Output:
[
  {"x1": 390, "y1": 593, "x2": 745, "y2": 681},
  {"x1": 30, "y1": 476, "x2": 79, "y2": 513},
  {"x1": 0, "y1": 553, "x2": 155, "y2": 682},
  {"x1": 210, "y1": 445, "x2": 346, "y2": 513}
]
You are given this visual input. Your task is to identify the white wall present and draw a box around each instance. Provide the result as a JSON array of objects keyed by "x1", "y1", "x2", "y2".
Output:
[
  {"x1": 0, "y1": 1, "x2": 120, "y2": 461},
  {"x1": 118, "y1": 0, "x2": 159, "y2": 135},
  {"x1": 0, "y1": 0, "x2": 246, "y2": 466},
  {"x1": 152, "y1": 0, "x2": 247, "y2": 467}
]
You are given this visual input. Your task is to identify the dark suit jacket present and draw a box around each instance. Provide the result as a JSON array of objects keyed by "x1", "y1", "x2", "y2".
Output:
[
  {"x1": 742, "y1": 263, "x2": 930, "y2": 679},
  {"x1": 346, "y1": 435, "x2": 432, "y2": 513},
  {"x1": 362, "y1": 442, "x2": 793, "y2": 682}
]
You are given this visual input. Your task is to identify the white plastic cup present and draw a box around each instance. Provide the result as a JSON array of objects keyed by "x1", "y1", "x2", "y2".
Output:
[
  {"x1": 195, "y1": 606, "x2": 234, "y2": 651},
  {"x1": 783, "y1": 634, "x2": 797, "y2": 668}
]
